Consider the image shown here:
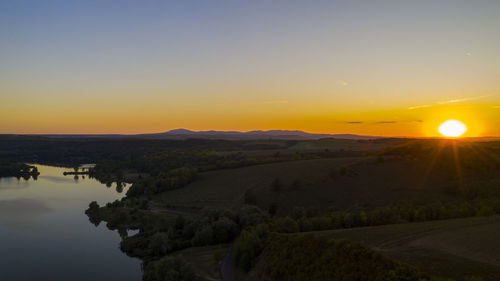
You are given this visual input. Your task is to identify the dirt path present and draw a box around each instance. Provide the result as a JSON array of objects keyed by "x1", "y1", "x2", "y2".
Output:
[{"x1": 221, "y1": 246, "x2": 235, "y2": 281}]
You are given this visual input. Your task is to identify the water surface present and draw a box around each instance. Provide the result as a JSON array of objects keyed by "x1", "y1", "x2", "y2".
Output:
[{"x1": 0, "y1": 164, "x2": 142, "y2": 281}]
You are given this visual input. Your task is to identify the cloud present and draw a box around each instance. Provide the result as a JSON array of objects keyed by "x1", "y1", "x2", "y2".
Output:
[
  {"x1": 407, "y1": 104, "x2": 432, "y2": 110},
  {"x1": 408, "y1": 94, "x2": 494, "y2": 110},
  {"x1": 336, "y1": 80, "x2": 349, "y2": 86},
  {"x1": 347, "y1": 121, "x2": 363, "y2": 124},
  {"x1": 439, "y1": 95, "x2": 492, "y2": 104}
]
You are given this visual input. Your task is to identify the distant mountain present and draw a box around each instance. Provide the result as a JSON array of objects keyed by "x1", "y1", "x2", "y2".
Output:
[
  {"x1": 26, "y1": 129, "x2": 379, "y2": 140},
  {"x1": 134, "y1": 129, "x2": 379, "y2": 140}
]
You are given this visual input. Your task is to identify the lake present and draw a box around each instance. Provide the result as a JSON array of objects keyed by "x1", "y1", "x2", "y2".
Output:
[{"x1": 0, "y1": 164, "x2": 142, "y2": 281}]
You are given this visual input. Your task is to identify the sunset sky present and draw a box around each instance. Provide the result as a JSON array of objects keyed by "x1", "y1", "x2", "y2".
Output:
[{"x1": 1, "y1": 0, "x2": 499, "y2": 137}]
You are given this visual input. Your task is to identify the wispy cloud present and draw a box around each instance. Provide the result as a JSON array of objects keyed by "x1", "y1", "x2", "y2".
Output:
[
  {"x1": 408, "y1": 104, "x2": 432, "y2": 110},
  {"x1": 408, "y1": 94, "x2": 493, "y2": 110},
  {"x1": 346, "y1": 120, "x2": 421, "y2": 125},
  {"x1": 336, "y1": 80, "x2": 349, "y2": 86},
  {"x1": 439, "y1": 95, "x2": 492, "y2": 104}
]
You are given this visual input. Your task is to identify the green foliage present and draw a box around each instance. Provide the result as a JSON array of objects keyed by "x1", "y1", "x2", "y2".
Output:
[
  {"x1": 192, "y1": 225, "x2": 214, "y2": 246},
  {"x1": 127, "y1": 166, "x2": 198, "y2": 197},
  {"x1": 213, "y1": 249, "x2": 225, "y2": 263},
  {"x1": 213, "y1": 217, "x2": 238, "y2": 243},
  {"x1": 0, "y1": 160, "x2": 39, "y2": 178},
  {"x1": 293, "y1": 199, "x2": 500, "y2": 232},
  {"x1": 261, "y1": 234, "x2": 448, "y2": 281},
  {"x1": 234, "y1": 224, "x2": 270, "y2": 271},
  {"x1": 143, "y1": 256, "x2": 199, "y2": 281},
  {"x1": 148, "y1": 232, "x2": 172, "y2": 256},
  {"x1": 238, "y1": 205, "x2": 268, "y2": 228},
  {"x1": 201, "y1": 207, "x2": 235, "y2": 222},
  {"x1": 268, "y1": 217, "x2": 299, "y2": 233}
]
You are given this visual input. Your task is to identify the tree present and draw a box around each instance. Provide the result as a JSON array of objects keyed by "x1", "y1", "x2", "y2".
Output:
[
  {"x1": 143, "y1": 256, "x2": 197, "y2": 281},
  {"x1": 213, "y1": 217, "x2": 238, "y2": 243},
  {"x1": 270, "y1": 217, "x2": 299, "y2": 233},
  {"x1": 192, "y1": 225, "x2": 214, "y2": 246},
  {"x1": 175, "y1": 215, "x2": 186, "y2": 230},
  {"x1": 148, "y1": 232, "x2": 172, "y2": 256}
]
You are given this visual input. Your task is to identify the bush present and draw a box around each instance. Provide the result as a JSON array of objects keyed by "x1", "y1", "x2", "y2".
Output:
[
  {"x1": 261, "y1": 234, "x2": 444, "y2": 281},
  {"x1": 148, "y1": 232, "x2": 172, "y2": 256},
  {"x1": 213, "y1": 217, "x2": 238, "y2": 243},
  {"x1": 213, "y1": 249, "x2": 225, "y2": 263},
  {"x1": 192, "y1": 224, "x2": 214, "y2": 246},
  {"x1": 143, "y1": 256, "x2": 198, "y2": 281},
  {"x1": 269, "y1": 217, "x2": 299, "y2": 233},
  {"x1": 234, "y1": 224, "x2": 269, "y2": 272}
]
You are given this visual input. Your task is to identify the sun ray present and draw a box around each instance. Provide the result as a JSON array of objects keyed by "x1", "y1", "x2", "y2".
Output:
[{"x1": 451, "y1": 140, "x2": 466, "y2": 198}]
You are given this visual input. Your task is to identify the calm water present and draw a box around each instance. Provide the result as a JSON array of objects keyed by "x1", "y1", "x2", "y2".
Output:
[{"x1": 0, "y1": 165, "x2": 142, "y2": 281}]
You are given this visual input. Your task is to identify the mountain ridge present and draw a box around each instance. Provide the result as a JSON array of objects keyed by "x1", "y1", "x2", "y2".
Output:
[{"x1": 21, "y1": 129, "x2": 380, "y2": 140}]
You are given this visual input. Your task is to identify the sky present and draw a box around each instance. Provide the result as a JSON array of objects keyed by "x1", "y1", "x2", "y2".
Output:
[{"x1": 1, "y1": 0, "x2": 499, "y2": 137}]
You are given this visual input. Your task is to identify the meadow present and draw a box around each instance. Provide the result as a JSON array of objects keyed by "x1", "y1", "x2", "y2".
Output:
[{"x1": 313, "y1": 215, "x2": 500, "y2": 281}]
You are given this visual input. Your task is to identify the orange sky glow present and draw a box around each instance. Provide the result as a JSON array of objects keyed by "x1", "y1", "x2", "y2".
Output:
[{"x1": 1, "y1": 1, "x2": 499, "y2": 137}]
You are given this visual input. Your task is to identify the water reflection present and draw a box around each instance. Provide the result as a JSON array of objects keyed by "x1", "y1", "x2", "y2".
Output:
[{"x1": 0, "y1": 164, "x2": 141, "y2": 281}]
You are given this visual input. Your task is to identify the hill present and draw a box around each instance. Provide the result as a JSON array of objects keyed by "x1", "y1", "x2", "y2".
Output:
[
  {"x1": 17, "y1": 129, "x2": 380, "y2": 140},
  {"x1": 154, "y1": 139, "x2": 500, "y2": 215},
  {"x1": 154, "y1": 156, "x2": 461, "y2": 213},
  {"x1": 135, "y1": 129, "x2": 379, "y2": 140},
  {"x1": 311, "y1": 215, "x2": 500, "y2": 281}
]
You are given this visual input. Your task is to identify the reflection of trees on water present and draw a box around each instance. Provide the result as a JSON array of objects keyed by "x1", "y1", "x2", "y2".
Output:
[
  {"x1": 85, "y1": 203, "x2": 131, "y2": 240},
  {"x1": 15, "y1": 174, "x2": 38, "y2": 181},
  {"x1": 116, "y1": 182, "x2": 126, "y2": 193}
]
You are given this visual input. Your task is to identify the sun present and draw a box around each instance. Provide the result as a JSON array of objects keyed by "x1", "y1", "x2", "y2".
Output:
[{"x1": 438, "y1": 119, "x2": 467, "y2": 137}]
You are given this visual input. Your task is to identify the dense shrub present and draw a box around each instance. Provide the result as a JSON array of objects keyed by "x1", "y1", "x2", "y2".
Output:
[
  {"x1": 261, "y1": 234, "x2": 449, "y2": 281},
  {"x1": 143, "y1": 256, "x2": 198, "y2": 281}
]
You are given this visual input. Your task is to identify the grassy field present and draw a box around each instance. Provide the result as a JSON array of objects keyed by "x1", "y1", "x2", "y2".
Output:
[
  {"x1": 154, "y1": 157, "x2": 363, "y2": 211},
  {"x1": 154, "y1": 155, "x2": 462, "y2": 214},
  {"x1": 309, "y1": 215, "x2": 500, "y2": 281}
]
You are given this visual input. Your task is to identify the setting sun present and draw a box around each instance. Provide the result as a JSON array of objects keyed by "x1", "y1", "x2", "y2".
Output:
[{"x1": 438, "y1": 120, "x2": 467, "y2": 137}]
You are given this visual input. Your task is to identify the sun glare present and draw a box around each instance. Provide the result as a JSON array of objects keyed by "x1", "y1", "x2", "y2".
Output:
[{"x1": 438, "y1": 119, "x2": 467, "y2": 137}]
